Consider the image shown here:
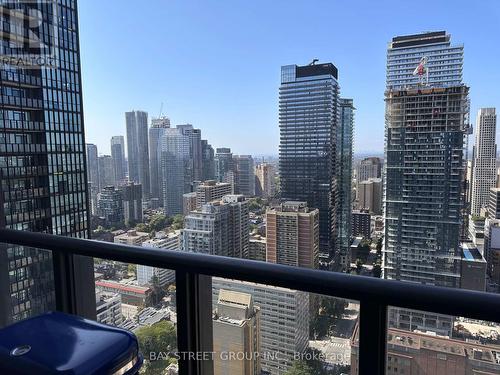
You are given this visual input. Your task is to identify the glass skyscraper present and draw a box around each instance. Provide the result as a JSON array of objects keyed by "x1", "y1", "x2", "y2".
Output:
[
  {"x1": 0, "y1": 0, "x2": 94, "y2": 327},
  {"x1": 201, "y1": 139, "x2": 215, "y2": 181},
  {"x1": 215, "y1": 147, "x2": 234, "y2": 184},
  {"x1": 149, "y1": 116, "x2": 170, "y2": 207},
  {"x1": 337, "y1": 98, "x2": 354, "y2": 270},
  {"x1": 86, "y1": 143, "x2": 99, "y2": 214},
  {"x1": 161, "y1": 126, "x2": 194, "y2": 215},
  {"x1": 126, "y1": 110, "x2": 150, "y2": 200},
  {"x1": 279, "y1": 63, "x2": 340, "y2": 263},
  {"x1": 110, "y1": 135, "x2": 126, "y2": 184},
  {"x1": 384, "y1": 31, "x2": 470, "y2": 335},
  {"x1": 386, "y1": 31, "x2": 463, "y2": 90}
]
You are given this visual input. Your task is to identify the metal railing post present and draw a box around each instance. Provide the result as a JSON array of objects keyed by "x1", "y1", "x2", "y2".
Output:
[
  {"x1": 52, "y1": 251, "x2": 77, "y2": 315},
  {"x1": 359, "y1": 301, "x2": 387, "y2": 375},
  {"x1": 176, "y1": 271, "x2": 213, "y2": 375}
]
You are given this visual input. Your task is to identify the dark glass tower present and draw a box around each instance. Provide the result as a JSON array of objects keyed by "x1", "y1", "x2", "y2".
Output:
[
  {"x1": 0, "y1": 0, "x2": 94, "y2": 327},
  {"x1": 86, "y1": 143, "x2": 99, "y2": 214},
  {"x1": 279, "y1": 63, "x2": 340, "y2": 263},
  {"x1": 149, "y1": 116, "x2": 170, "y2": 207},
  {"x1": 384, "y1": 32, "x2": 468, "y2": 288},
  {"x1": 110, "y1": 135, "x2": 126, "y2": 184},
  {"x1": 215, "y1": 147, "x2": 234, "y2": 184},
  {"x1": 201, "y1": 139, "x2": 215, "y2": 181},
  {"x1": 336, "y1": 98, "x2": 354, "y2": 270},
  {"x1": 126, "y1": 110, "x2": 150, "y2": 200},
  {"x1": 384, "y1": 32, "x2": 469, "y2": 336}
]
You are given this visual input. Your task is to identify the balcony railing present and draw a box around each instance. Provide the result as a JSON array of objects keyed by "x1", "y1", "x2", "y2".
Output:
[{"x1": 1, "y1": 228, "x2": 500, "y2": 375}]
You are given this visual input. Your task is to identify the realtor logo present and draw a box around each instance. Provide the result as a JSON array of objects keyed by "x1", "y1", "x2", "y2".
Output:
[{"x1": 0, "y1": 0, "x2": 59, "y2": 68}]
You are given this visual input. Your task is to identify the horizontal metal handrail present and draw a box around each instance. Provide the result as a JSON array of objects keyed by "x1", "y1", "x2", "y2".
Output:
[{"x1": 1, "y1": 228, "x2": 499, "y2": 323}]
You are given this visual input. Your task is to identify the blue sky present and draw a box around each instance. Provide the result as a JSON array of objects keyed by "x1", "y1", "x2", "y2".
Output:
[{"x1": 79, "y1": 0, "x2": 500, "y2": 156}]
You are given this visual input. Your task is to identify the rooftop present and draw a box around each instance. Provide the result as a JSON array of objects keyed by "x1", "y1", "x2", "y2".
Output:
[
  {"x1": 460, "y1": 242, "x2": 485, "y2": 262},
  {"x1": 95, "y1": 280, "x2": 151, "y2": 295},
  {"x1": 390, "y1": 31, "x2": 449, "y2": 49}
]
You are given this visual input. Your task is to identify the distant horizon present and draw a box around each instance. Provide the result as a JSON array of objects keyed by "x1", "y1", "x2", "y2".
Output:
[{"x1": 79, "y1": 0, "x2": 500, "y2": 156}]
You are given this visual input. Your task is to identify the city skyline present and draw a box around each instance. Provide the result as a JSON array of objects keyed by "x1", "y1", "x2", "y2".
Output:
[
  {"x1": 2, "y1": 2, "x2": 500, "y2": 375},
  {"x1": 79, "y1": 0, "x2": 500, "y2": 156}
]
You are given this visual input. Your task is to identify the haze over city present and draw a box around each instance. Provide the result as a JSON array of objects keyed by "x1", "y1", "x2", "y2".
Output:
[
  {"x1": 79, "y1": 0, "x2": 500, "y2": 155},
  {"x1": 2, "y1": 1, "x2": 500, "y2": 375}
]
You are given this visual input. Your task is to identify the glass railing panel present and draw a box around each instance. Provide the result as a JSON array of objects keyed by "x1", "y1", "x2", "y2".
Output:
[
  {"x1": 94, "y1": 256, "x2": 178, "y2": 375},
  {"x1": 0, "y1": 242, "x2": 56, "y2": 329},
  {"x1": 211, "y1": 276, "x2": 359, "y2": 375},
  {"x1": 385, "y1": 307, "x2": 500, "y2": 375}
]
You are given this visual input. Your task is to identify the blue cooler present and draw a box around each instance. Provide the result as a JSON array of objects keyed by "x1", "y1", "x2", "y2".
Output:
[{"x1": 0, "y1": 311, "x2": 143, "y2": 375}]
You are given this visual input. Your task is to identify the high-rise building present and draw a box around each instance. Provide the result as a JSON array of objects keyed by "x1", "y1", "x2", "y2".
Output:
[
  {"x1": 177, "y1": 124, "x2": 203, "y2": 182},
  {"x1": 201, "y1": 140, "x2": 216, "y2": 181},
  {"x1": 182, "y1": 195, "x2": 249, "y2": 258},
  {"x1": 213, "y1": 289, "x2": 261, "y2": 375},
  {"x1": 248, "y1": 234, "x2": 266, "y2": 262},
  {"x1": 110, "y1": 136, "x2": 126, "y2": 185},
  {"x1": 470, "y1": 108, "x2": 497, "y2": 216},
  {"x1": 484, "y1": 188, "x2": 500, "y2": 289},
  {"x1": 182, "y1": 192, "x2": 198, "y2": 215},
  {"x1": 138, "y1": 231, "x2": 180, "y2": 287},
  {"x1": 97, "y1": 186, "x2": 124, "y2": 227},
  {"x1": 149, "y1": 116, "x2": 170, "y2": 207},
  {"x1": 384, "y1": 31, "x2": 468, "y2": 287},
  {"x1": 126, "y1": 110, "x2": 150, "y2": 200},
  {"x1": 266, "y1": 202, "x2": 319, "y2": 269},
  {"x1": 98, "y1": 155, "x2": 115, "y2": 189},
  {"x1": 86, "y1": 144, "x2": 100, "y2": 215},
  {"x1": 234, "y1": 155, "x2": 255, "y2": 197},
  {"x1": 336, "y1": 98, "x2": 354, "y2": 269},
  {"x1": 86, "y1": 143, "x2": 100, "y2": 190},
  {"x1": 96, "y1": 291, "x2": 123, "y2": 327},
  {"x1": 120, "y1": 183, "x2": 143, "y2": 226},
  {"x1": 357, "y1": 157, "x2": 382, "y2": 182},
  {"x1": 384, "y1": 31, "x2": 469, "y2": 336},
  {"x1": 487, "y1": 188, "x2": 500, "y2": 219},
  {"x1": 279, "y1": 62, "x2": 340, "y2": 261},
  {"x1": 386, "y1": 31, "x2": 463, "y2": 90},
  {"x1": 357, "y1": 178, "x2": 382, "y2": 215},
  {"x1": 215, "y1": 148, "x2": 234, "y2": 184},
  {"x1": 255, "y1": 163, "x2": 276, "y2": 198},
  {"x1": 212, "y1": 278, "x2": 309, "y2": 375},
  {"x1": 195, "y1": 180, "x2": 232, "y2": 209},
  {"x1": 0, "y1": 1, "x2": 94, "y2": 327},
  {"x1": 485, "y1": 219, "x2": 500, "y2": 289},
  {"x1": 352, "y1": 210, "x2": 371, "y2": 238},
  {"x1": 459, "y1": 242, "x2": 486, "y2": 292},
  {"x1": 160, "y1": 126, "x2": 193, "y2": 215}
]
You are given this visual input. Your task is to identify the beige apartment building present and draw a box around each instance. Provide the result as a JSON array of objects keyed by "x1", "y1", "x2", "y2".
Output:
[
  {"x1": 195, "y1": 180, "x2": 233, "y2": 208},
  {"x1": 213, "y1": 289, "x2": 261, "y2": 375}
]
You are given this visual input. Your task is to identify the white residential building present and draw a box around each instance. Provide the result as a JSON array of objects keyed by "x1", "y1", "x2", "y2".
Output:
[
  {"x1": 182, "y1": 195, "x2": 249, "y2": 258},
  {"x1": 96, "y1": 291, "x2": 123, "y2": 327},
  {"x1": 137, "y1": 231, "x2": 181, "y2": 286}
]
